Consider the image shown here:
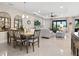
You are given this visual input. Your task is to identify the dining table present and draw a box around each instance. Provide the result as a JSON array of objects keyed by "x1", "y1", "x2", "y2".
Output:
[
  {"x1": 20, "y1": 31, "x2": 34, "y2": 40},
  {"x1": 21, "y1": 32, "x2": 34, "y2": 36},
  {"x1": 20, "y1": 31, "x2": 34, "y2": 53}
]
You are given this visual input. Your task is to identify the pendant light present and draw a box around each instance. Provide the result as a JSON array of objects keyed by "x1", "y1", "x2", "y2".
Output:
[{"x1": 22, "y1": 2, "x2": 26, "y2": 18}]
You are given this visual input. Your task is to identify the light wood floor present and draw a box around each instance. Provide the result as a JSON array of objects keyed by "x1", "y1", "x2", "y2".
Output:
[{"x1": 0, "y1": 33, "x2": 72, "y2": 56}]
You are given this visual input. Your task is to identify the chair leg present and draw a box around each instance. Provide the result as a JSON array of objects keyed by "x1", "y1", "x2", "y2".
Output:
[
  {"x1": 32, "y1": 43, "x2": 34, "y2": 52},
  {"x1": 76, "y1": 48, "x2": 78, "y2": 56},
  {"x1": 8, "y1": 38, "x2": 10, "y2": 45},
  {"x1": 73, "y1": 46, "x2": 76, "y2": 55},
  {"x1": 28, "y1": 42, "x2": 30, "y2": 46},
  {"x1": 26, "y1": 44, "x2": 28, "y2": 53},
  {"x1": 9, "y1": 38, "x2": 11, "y2": 44},
  {"x1": 7, "y1": 32, "x2": 9, "y2": 44},
  {"x1": 38, "y1": 41, "x2": 39, "y2": 47},
  {"x1": 13, "y1": 40, "x2": 17, "y2": 48},
  {"x1": 20, "y1": 42, "x2": 23, "y2": 50},
  {"x1": 38, "y1": 38, "x2": 39, "y2": 47}
]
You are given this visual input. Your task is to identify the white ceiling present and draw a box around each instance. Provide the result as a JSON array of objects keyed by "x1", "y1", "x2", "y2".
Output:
[{"x1": 0, "y1": 2, "x2": 79, "y2": 18}]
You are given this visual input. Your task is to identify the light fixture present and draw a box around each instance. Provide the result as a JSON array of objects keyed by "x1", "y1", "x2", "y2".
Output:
[
  {"x1": 26, "y1": 16, "x2": 28, "y2": 18},
  {"x1": 50, "y1": 9, "x2": 56, "y2": 17},
  {"x1": 38, "y1": 11, "x2": 40, "y2": 13},
  {"x1": 8, "y1": 3, "x2": 14, "y2": 6},
  {"x1": 22, "y1": 2, "x2": 26, "y2": 18},
  {"x1": 60, "y1": 6, "x2": 63, "y2": 8},
  {"x1": 51, "y1": 12, "x2": 55, "y2": 17},
  {"x1": 22, "y1": 14, "x2": 25, "y2": 18}
]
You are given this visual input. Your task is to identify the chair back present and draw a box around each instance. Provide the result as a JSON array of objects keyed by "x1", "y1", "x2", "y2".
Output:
[
  {"x1": 34, "y1": 30, "x2": 40, "y2": 38},
  {"x1": 14, "y1": 30, "x2": 21, "y2": 39},
  {"x1": 30, "y1": 29, "x2": 35, "y2": 34},
  {"x1": 8, "y1": 30, "x2": 14, "y2": 37}
]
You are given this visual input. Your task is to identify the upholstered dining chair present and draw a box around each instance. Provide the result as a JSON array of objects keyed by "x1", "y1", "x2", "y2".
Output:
[
  {"x1": 28, "y1": 30, "x2": 40, "y2": 52},
  {"x1": 8, "y1": 30, "x2": 14, "y2": 45},
  {"x1": 13, "y1": 30, "x2": 29, "y2": 53}
]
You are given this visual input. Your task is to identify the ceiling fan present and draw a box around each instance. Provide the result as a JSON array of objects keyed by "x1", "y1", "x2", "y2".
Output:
[{"x1": 50, "y1": 12, "x2": 57, "y2": 17}]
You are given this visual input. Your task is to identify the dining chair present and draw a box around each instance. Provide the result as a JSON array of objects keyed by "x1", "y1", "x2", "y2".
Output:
[
  {"x1": 28, "y1": 30, "x2": 40, "y2": 52},
  {"x1": 13, "y1": 30, "x2": 29, "y2": 53},
  {"x1": 13, "y1": 31, "x2": 24, "y2": 49},
  {"x1": 8, "y1": 30, "x2": 14, "y2": 45}
]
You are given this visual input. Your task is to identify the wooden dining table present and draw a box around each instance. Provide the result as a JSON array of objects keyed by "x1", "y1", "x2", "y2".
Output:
[
  {"x1": 21, "y1": 31, "x2": 34, "y2": 35},
  {"x1": 20, "y1": 31, "x2": 34, "y2": 53},
  {"x1": 7, "y1": 28, "x2": 34, "y2": 44},
  {"x1": 21, "y1": 32, "x2": 34, "y2": 43}
]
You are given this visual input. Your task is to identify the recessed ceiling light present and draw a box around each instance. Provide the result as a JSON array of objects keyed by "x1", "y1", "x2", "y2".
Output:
[
  {"x1": 38, "y1": 11, "x2": 40, "y2": 13},
  {"x1": 60, "y1": 6, "x2": 63, "y2": 8},
  {"x1": 22, "y1": 14, "x2": 25, "y2": 18},
  {"x1": 26, "y1": 16, "x2": 28, "y2": 18},
  {"x1": 8, "y1": 3, "x2": 14, "y2": 6},
  {"x1": 51, "y1": 8, "x2": 53, "y2": 11}
]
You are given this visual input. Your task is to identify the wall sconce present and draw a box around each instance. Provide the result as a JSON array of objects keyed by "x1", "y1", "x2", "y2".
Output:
[{"x1": 69, "y1": 22, "x2": 72, "y2": 25}]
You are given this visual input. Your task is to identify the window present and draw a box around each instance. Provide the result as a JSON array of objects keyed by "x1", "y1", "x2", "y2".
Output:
[
  {"x1": 14, "y1": 15, "x2": 22, "y2": 29},
  {"x1": 75, "y1": 19, "x2": 79, "y2": 32},
  {"x1": 52, "y1": 20, "x2": 67, "y2": 33}
]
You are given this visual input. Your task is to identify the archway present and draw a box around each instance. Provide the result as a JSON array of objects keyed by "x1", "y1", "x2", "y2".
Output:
[
  {"x1": 0, "y1": 12, "x2": 11, "y2": 31},
  {"x1": 14, "y1": 15, "x2": 23, "y2": 29}
]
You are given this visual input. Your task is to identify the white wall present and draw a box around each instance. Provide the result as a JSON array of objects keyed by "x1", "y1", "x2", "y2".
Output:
[
  {"x1": 42, "y1": 19, "x2": 52, "y2": 29},
  {"x1": 42, "y1": 17, "x2": 76, "y2": 33},
  {"x1": 0, "y1": 4, "x2": 42, "y2": 29},
  {"x1": 42, "y1": 18, "x2": 67, "y2": 29},
  {"x1": 0, "y1": 4, "x2": 76, "y2": 32}
]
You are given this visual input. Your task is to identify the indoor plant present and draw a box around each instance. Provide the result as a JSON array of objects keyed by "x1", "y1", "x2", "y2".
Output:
[{"x1": 34, "y1": 20, "x2": 41, "y2": 30}]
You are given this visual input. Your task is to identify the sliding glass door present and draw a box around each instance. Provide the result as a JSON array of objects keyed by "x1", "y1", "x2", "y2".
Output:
[
  {"x1": 52, "y1": 20, "x2": 67, "y2": 33},
  {"x1": 57, "y1": 21, "x2": 61, "y2": 29},
  {"x1": 75, "y1": 19, "x2": 79, "y2": 32}
]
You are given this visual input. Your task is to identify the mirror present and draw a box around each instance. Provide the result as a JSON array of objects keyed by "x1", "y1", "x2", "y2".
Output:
[
  {"x1": 14, "y1": 15, "x2": 23, "y2": 29},
  {"x1": 0, "y1": 12, "x2": 11, "y2": 31},
  {"x1": 27, "y1": 20, "x2": 31, "y2": 25}
]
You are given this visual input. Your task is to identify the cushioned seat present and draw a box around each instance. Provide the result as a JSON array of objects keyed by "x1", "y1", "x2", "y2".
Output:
[
  {"x1": 29, "y1": 39, "x2": 38, "y2": 42},
  {"x1": 40, "y1": 28, "x2": 53, "y2": 39},
  {"x1": 56, "y1": 31, "x2": 65, "y2": 38}
]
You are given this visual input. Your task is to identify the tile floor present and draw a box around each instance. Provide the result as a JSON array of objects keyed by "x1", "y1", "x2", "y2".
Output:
[{"x1": 0, "y1": 33, "x2": 72, "y2": 56}]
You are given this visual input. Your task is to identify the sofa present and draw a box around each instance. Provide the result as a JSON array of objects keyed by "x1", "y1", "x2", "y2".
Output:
[
  {"x1": 40, "y1": 28, "x2": 54, "y2": 39},
  {"x1": 56, "y1": 31, "x2": 65, "y2": 38}
]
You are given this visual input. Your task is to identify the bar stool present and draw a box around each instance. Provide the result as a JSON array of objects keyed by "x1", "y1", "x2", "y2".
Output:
[{"x1": 75, "y1": 42, "x2": 79, "y2": 56}]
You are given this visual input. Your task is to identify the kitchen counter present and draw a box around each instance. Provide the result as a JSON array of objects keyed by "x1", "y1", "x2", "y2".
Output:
[
  {"x1": 0, "y1": 31, "x2": 7, "y2": 43},
  {"x1": 71, "y1": 32, "x2": 79, "y2": 55},
  {"x1": 74, "y1": 32, "x2": 79, "y2": 37}
]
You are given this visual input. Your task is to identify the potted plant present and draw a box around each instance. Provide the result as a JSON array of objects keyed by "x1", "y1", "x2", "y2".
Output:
[
  {"x1": 52, "y1": 26, "x2": 59, "y2": 33},
  {"x1": 34, "y1": 20, "x2": 41, "y2": 30}
]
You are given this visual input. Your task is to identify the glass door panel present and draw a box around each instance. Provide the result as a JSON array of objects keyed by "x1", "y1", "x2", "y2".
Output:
[
  {"x1": 52, "y1": 20, "x2": 67, "y2": 33},
  {"x1": 53, "y1": 22, "x2": 56, "y2": 28},
  {"x1": 52, "y1": 22, "x2": 57, "y2": 32},
  {"x1": 57, "y1": 21, "x2": 61, "y2": 29},
  {"x1": 62, "y1": 21, "x2": 67, "y2": 28},
  {"x1": 75, "y1": 19, "x2": 79, "y2": 32}
]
